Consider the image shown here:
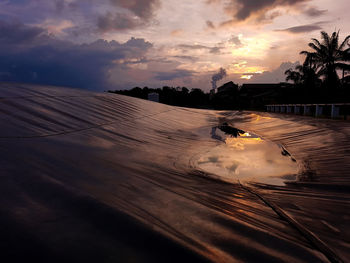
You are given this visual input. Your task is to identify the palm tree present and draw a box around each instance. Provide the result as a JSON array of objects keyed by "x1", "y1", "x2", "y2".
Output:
[
  {"x1": 300, "y1": 31, "x2": 350, "y2": 89},
  {"x1": 340, "y1": 46, "x2": 350, "y2": 84},
  {"x1": 285, "y1": 67, "x2": 302, "y2": 86},
  {"x1": 285, "y1": 59, "x2": 320, "y2": 89},
  {"x1": 300, "y1": 53, "x2": 322, "y2": 89}
]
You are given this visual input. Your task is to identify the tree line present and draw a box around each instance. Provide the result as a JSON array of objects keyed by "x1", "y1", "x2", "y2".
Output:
[
  {"x1": 108, "y1": 83, "x2": 254, "y2": 110},
  {"x1": 109, "y1": 86, "x2": 211, "y2": 108}
]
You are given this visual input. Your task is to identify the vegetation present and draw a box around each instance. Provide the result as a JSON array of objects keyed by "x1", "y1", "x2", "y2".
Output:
[
  {"x1": 109, "y1": 86, "x2": 211, "y2": 109},
  {"x1": 108, "y1": 82, "x2": 293, "y2": 110},
  {"x1": 285, "y1": 31, "x2": 350, "y2": 102}
]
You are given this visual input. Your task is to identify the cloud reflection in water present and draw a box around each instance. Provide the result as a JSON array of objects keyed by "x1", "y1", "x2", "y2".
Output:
[{"x1": 197, "y1": 125, "x2": 299, "y2": 186}]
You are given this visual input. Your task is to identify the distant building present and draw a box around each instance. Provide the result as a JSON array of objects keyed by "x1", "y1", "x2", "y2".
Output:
[
  {"x1": 240, "y1": 83, "x2": 292, "y2": 91},
  {"x1": 211, "y1": 81, "x2": 240, "y2": 109},
  {"x1": 217, "y1": 81, "x2": 239, "y2": 94},
  {"x1": 239, "y1": 83, "x2": 295, "y2": 109},
  {"x1": 148, "y1": 92, "x2": 159, "y2": 102}
]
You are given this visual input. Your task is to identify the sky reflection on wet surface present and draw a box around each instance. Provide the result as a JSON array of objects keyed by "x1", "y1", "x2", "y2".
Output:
[{"x1": 196, "y1": 125, "x2": 298, "y2": 186}]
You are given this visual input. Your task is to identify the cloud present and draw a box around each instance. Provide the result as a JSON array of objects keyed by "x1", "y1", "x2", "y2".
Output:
[
  {"x1": 276, "y1": 23, "x2": 323, "y2": 33},
  {"x1": 0, "y1": 0, "x2": 99, "y2": 41},
  {"x1": 177, "y1": 44, "x2": 224, "y2": 54},
  {"x1": 154, "y1": 69, "x2": 195, "y2": 81},
  {"x1": 205, "y1": 0, "x2": 221, "y2": 4},
  {"x1": 109, "y1": 0, "x2": 160, "y2": 20},
  {"x1": 171, "y1": 29, "x2": 184, "y2": 37},
  {"x1": 206, "y1": 20, "x2": 215, "y2": 29},
  {"x1": 98, "y1": 0, "x2": 161, "y2": 31},
  {"x1": 54, "y1": 0, "x2": 65, "y2": 13},
  {"x1": 0, "y1": 20, "x2": 152, "y2": 90},
  {"x1": 1, "y1": 0, "x2": 161, "y2": 34},
  {"x1": 97, "y1": 12, "x2": 144, "y2": 31},
  {"x1": 172, "y1": 55, "x2": 198, "y2": 62},
  {"x1": 246, "y1": 61, "x2": 300, "y2": 83},
  {"x1": 304, "y1": 7, "x2": 327, "y2": 17},
  {"x1": 177, "y1": 44, "x2": 208, "y2": 50},
  {"x1": 0, "y1": 20, "x2": 46, "y2": 45},
  {"x1": 228, "y1": 35, "x2": 243, "y2": 47},
  {"x1": 220, "y1": 0, "x2": 309, "y2": 25},
  {"x1": 209, "y1": 47, "x2": 222, "y2": 54},
  {"x1": 36, "y1": 19, "x2": 74, "y2": 36}
]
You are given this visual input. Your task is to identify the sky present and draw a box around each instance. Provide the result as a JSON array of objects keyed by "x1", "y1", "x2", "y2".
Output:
[{"x1": 0, "y1": 0, "x2": 349, "y2": 91}]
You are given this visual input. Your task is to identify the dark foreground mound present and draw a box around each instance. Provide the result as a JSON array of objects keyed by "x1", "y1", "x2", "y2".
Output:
[{"x1": 1, "y1": 83, "x2": 349, "y2": 262}]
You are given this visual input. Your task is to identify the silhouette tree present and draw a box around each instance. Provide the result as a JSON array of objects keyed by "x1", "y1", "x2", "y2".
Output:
[
  {"x1": 300, "y1": 53, "x2": 322, "y2": 89},
  {"x1": 285, "y1": 62, "x2": 320, "y2": 89},
  {"x1": 300, "y1": 31, "x2": 350, "y2": 89},
  {"x1": 285, "y1": 67, "x2": 302, "y2": 86},
  {"x1": 340, "y1": 44, "x2": 350, "y2": 84}
]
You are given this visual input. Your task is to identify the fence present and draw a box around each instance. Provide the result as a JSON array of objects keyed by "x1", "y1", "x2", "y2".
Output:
[{"x1": 265, "y1": 103, "x2": 350, "y2": 119}]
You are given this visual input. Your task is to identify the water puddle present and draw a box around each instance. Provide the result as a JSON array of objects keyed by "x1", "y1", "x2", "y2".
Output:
[{"x1": 195, "y1": 123, "x2": 299, "y2": 186}]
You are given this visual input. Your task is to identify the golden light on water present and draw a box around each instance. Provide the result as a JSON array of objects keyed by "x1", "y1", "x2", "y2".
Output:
[
  {"x1": 224, "y1": 132, "x2": 263, "y2": 148},
  {"x1": 243, "y1": 137, "x2": 263, "y2": 141},
  {"x1": 197, "y1": 127, "x2": 298, "y2": 186},
  {"x1": 236, "y1": 137, "x2": 263, "y2": 141},
  {"x1": 249, "y1": 113, "x2": 272, "y2": 122},
  {"x1": 239, "y1": 132, "x2": 262, "y2": 141}
]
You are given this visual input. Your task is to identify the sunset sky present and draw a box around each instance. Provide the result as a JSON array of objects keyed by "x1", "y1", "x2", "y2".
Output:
[{"x1": 1, "y1": 0, "x2": 349, "y2": 91}]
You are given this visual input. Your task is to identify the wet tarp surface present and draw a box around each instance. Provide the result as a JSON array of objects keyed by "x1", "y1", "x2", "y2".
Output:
[{"x1": 0, "y1": 83, "x2": 349, "y2": 262}]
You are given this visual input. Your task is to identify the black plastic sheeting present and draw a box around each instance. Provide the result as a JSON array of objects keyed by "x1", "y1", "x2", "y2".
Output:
[{"x1": 1, "y1": 83, "x2": 349, "y2": 262}]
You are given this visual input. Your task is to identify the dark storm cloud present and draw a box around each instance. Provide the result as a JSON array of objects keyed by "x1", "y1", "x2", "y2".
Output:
[
  {"x1": 98, "y1": 0, "x2": 160, "y2": 31},
  {"x1": 1, "y1": 0, "x2": 160, "y2": 35},
  {"x1": 0, "y1": 20, "x2": 152, "y2": 90},
  {"x1": 0, "y1": 0, "x2": 99, "y2": 41},
  {"x1": 1, "y1": 0, "x2": 66, "y2": 24},
  {"x1": 276, "y1": 23, "x2": 322, "y2": 33},
  {"x1": 154, "y1": 69, "x2": 195, "y2": 81},
  {"x1": 0, "y1": 21, "x2": 46, "y2": 44}
]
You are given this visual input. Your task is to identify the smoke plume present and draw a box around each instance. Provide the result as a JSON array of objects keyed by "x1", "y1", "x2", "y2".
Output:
[{"x1": 211, "y1": 67, "x2": 227, "y2": 90}]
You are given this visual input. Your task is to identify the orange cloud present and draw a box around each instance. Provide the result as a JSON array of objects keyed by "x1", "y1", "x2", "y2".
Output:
[{"x1": 171, "y1": 29, "x2": 184, "y2": 37}]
